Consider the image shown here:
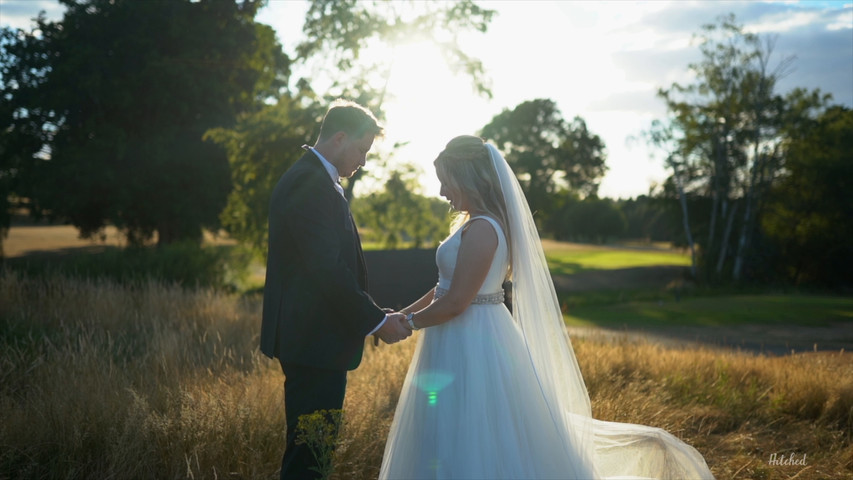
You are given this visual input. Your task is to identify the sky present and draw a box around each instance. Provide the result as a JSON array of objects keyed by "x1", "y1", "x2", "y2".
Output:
[{"x1": 2, "y1": 0, "x2": 851, "y2": 199}]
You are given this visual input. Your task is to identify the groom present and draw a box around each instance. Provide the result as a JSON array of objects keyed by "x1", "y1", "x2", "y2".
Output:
[{"x1": 261, "y1": 99, "x2": 411, "y2": 480}]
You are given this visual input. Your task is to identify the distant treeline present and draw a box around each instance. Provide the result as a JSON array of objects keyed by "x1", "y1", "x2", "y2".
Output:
[{"x1": 1, "y1": 2, "x2": 849, "y2": 287}]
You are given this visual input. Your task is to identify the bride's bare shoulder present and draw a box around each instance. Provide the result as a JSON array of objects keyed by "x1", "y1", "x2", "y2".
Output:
[{"x1": 460, "y1": 217, "x2": 498, "y2": 249}]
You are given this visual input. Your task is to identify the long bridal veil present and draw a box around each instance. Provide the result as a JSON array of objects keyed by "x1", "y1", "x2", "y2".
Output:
[{"x1": 487, "y1": 143, "x2": 714, "y2": 479}]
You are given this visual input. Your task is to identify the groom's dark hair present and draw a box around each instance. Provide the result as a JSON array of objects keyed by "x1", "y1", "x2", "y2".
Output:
[{"x1": 317, "y1": 99, "x2": 384, "y2": 141}]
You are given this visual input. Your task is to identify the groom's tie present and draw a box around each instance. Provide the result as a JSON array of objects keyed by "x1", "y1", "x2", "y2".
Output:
[{"x1": 332, "y1": 178, "x2": 346, "y2": 198}]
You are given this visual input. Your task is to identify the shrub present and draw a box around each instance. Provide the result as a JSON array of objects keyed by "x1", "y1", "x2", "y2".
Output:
[{"x1": 5, "y1": 242, "x2": 253, "y2": 290}]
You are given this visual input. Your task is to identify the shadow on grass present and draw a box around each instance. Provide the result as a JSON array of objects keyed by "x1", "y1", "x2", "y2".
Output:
[
  {"x1": 564, "y1": 293, "x2": 853, "y2": 354},
  {"x1": 565, "y1": 294, "x2": 853, "y2": 328},
  {"x1": 547, "y1": 257, "x2": 587, "y2": 276}
]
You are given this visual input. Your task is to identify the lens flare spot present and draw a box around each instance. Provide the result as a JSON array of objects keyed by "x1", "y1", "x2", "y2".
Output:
[
  {"x1": 414, "y1": 370, "x2": 455, "y2": 392},
  {"x1": 414, "y1": 370, "x2": 454, "y2": 407}
]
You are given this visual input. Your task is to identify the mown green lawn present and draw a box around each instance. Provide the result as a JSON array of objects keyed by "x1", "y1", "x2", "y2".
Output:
[
  {"x1": 565, "y1": 294, "x2": 853, "y2": 328},
  {"x1": 546, "y1": 248, "x2": 691, "y2": 275},
  {"x1": 360, "y1": 241, "x2": 852, "y2": 332},
  {"x1": 364, "y1": 240, "x2": 691, "y2": 273}
]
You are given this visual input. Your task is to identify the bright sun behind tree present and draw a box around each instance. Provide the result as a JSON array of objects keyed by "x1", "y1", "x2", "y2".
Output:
[{"x1": 362, "y1": 39, "x2": 495, "y2": 197}]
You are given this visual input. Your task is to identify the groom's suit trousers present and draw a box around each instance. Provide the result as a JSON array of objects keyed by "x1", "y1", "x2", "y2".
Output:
[{"x1": 280, "y1": 362, "x2": 346, "y2": 480}]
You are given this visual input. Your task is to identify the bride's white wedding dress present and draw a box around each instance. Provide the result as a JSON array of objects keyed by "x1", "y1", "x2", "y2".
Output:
[
  {"x1": 380, "y1": 144, "x2": 714, "y2": 480},
  {"x1": 382, "y1": 216, "x2": 595, "y2": 479}
]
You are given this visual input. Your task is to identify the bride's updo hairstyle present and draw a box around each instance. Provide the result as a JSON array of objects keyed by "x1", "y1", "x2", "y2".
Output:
[{"x1": 434, "y1": 135, "x2": 511, "y2": 257}]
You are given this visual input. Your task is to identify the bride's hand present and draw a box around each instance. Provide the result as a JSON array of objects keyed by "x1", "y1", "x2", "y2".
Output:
[{"x1": 376, "y1": 313, "x2": 412, "y2": 344}]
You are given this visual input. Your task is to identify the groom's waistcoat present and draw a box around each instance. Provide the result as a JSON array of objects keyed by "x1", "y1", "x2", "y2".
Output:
[{"x1": 260, "y1": 152, "x2": 384, "y2": 371}]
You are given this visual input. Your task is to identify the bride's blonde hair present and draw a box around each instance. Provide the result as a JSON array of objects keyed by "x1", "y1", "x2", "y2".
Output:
[{"x1": 434, "y1": 135, "x2": 511, "y2": 262}]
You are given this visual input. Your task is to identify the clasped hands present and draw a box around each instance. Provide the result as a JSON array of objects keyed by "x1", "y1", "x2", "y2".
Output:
[{"x1": 373, "y1": 311, "x2": 414, "y2": 345}]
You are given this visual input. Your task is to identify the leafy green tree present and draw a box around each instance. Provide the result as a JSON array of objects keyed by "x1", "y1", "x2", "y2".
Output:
[
  {"x1": 210, "y1": 0, "x2": 494, "y2": 256},
  {"x1": 294, "y1": 0, "x2": 496, "y2": 201},
  {"x1": 480, "y1": 99, "x2": 607, "y2": 229},
  {"x1": 554, "y1": 197, "x2": 627, "y2": 244},
  {"x1": 0, "y1": 0, "x2": 289, "y2": 245},
  {"x1": 0, "y1": 16, "x2": 56, "y2": 259},
  {"x1": 762, "y1": 106, "x2": 853, "y2": 285},
  {"x1": 561, "y1": 117, "x2": 608, "y2": 198},
  {"x1": 651, "y1": 14, "x2": 830, "y2": 282},
  {"x1": 351, "y1": 164, "x2": 450, "y2": 249},
  {"x1": 204, "y1": 96, "x2": 321, "y2": 253},
  {"x1": 619, "y1": 195, "x2": 681, "y2": 244},
  {"x1": 295, "y1": 0, "x2": 495, "y2": 98}
]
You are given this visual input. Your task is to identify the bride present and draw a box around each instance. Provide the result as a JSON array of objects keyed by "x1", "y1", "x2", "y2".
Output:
[{"x1": 379, "y1": 136, "x2": 714, "y2": 479}]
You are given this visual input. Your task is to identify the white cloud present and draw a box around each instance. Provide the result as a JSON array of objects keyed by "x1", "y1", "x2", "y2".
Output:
[
  {"x1": 745, "y1": 10, "x2": 824, "y2": 33},
  {"x1": 826, "y1": 6, "x2": 853, "y2": 30},
  {"x1": 0, "y1": 0, "x2": 65, "y2": 30}
]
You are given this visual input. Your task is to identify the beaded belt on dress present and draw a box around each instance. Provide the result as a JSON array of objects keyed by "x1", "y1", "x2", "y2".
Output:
[{"x1": 434, "y1": 286, "x2": 505, "y2": 305}]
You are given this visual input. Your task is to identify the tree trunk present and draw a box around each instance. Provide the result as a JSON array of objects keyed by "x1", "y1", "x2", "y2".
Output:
[
  {"x1": 707, "y1": 188, "x2": 718, "y2": 253},
  {"x1": 733, "y1": 133, "x2": 765, "y2": 281},
  {"x1": 675, "y1": 176, "x2": 697, "y2": 279},
  {"x1": 733, "y1": 177, "x2": 755, "y2": 281},
  {"x1": 716, "y1": 199, "x2": 738, "y2": 274},
  {"x1": 707, "y1": 134, "x2": 725, "y2": 251},
  {"x1": 734, "y1": 38, "x2": 781, "y2": 281}
]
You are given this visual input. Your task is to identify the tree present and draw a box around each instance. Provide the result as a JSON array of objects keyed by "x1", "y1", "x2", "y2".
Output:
[
  {"x1": 294, "y1": 0, "x2": 496, "y2": 200},
  {"x1": 204, "y1": 96, "x2": 321, "y2": 254},
  {"x1": 561, "y1": 117, "x2": 608, "y2": 199},
  {"x1": 296, "y1": 0, "x2": 495, "y2": 98},
  {"x1": 644, "y1": 120, "x2": 701, "y2": 278},
  {"x1": 0, "y1": 0, "x2": 289, "y2": 245},
  {"x1": 351, "y1": 164, "x2": 450, "y2": 250},
  {"x1": 762, "y1": 106, "x2": 853, "y2": 285},
  {"x1": 0, "y1": 16, "x2": 57, "y2": 259},
  {"x1": 480, "y1": 99, "x2": 607, "y2": 229},
  {"x1": 210, "y1": 0, "x2": 495, "y2": 256},
  {"x1": 620, "y1": 195, "x2": 681, "y2": 243},
  {"x1": 651, "y1": 14, "x2": 829, "y2": 282},
  {"x1": 555, "y1": 197, "x2": 627, "y2": 244}
]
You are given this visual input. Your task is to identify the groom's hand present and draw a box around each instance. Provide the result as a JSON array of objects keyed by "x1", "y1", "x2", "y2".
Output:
[
  {"x1": 373, "y1": 308, "x2": 395, "y2": 346},
  {"x1": 375, "y1": 312, "x2": 411, "y2": 344}
]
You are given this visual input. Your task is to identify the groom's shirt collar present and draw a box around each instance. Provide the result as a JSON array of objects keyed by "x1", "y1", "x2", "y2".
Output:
[{"x1": 303, "y1": 145, "x2": 345, "y2": 197}]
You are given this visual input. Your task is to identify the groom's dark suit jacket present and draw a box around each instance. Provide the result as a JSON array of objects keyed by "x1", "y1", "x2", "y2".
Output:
[{"x1": 260, "y1": 151, "x2": 385, "y2": 371}]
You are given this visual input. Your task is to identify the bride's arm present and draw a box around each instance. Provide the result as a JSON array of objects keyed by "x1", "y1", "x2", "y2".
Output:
[
  {"x1": 406, "y1": 219, "x2": 498, "y2": 329},
  {"x1": 400, "y1": 288, "x2": 436, "y2": 316}
]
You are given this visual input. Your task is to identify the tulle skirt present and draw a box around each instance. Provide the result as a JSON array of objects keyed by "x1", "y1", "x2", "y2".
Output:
[
  {"x1": 379, "y1": 303, "x2": 715, "y2": 480},
  {"x1": 379, "y1": 303, "x2": 596, "y2": 479}
]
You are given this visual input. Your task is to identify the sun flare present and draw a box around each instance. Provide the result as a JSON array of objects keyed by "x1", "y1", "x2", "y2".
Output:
[{"x1": 363, "y1": 40, "x2": 493, "y2": 196}]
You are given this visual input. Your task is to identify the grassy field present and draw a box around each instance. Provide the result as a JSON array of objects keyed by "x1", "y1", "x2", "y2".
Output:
[
  {"x1": 339, "y1": 235, "x2": 690, "y2": 279},
  {"x1": 3, "y1": 223, "x2": 689, "y2": 293},
  {"x1": 3, "y1": 223, "x2": 852, "y2": 478},
  {"x1": 565, "y1": 294, "x2": 853, "y2": 328},
  {"x1": 541, "y1": 239, "x2": 692, "y2": 276},
  {"x1": 1, "y1": 271, "x2": 852, "y2": 479},
  {"x1": 2, "y1": 223, "x2": 236, "y2": 258}
]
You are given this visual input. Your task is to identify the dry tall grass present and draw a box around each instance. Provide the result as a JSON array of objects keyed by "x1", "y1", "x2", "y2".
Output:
[{"x1": 1, "y1": 270, "x2": 851, "y2": 479}]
